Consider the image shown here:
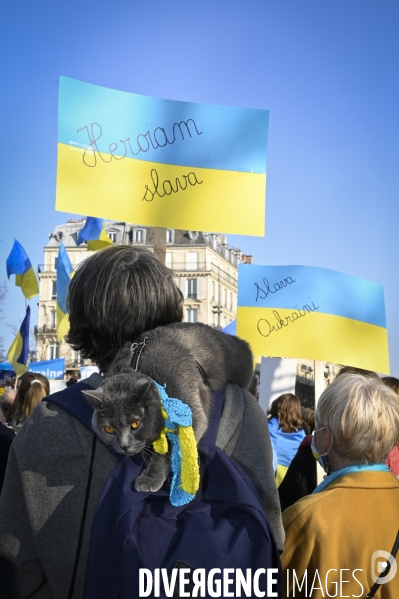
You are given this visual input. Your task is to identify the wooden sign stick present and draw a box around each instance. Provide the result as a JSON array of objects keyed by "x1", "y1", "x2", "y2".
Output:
[{"x1": 154, "y1": 227, "x2": 167, "y2": 265}]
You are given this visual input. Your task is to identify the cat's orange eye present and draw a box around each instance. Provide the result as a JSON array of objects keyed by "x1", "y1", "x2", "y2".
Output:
[
  {"x1": 104, "y1": 425, "x2": 115, "y2": 434},
  {"x1": 131, "y1": 420, "x2": 141, "y2": 430}
]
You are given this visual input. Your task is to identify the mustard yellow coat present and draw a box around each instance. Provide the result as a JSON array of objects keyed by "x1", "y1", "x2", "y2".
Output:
[{"x1": 282, "y1": 471, "x2": 399, "y2": 598}]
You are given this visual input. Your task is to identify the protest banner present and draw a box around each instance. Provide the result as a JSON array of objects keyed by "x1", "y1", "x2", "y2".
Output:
[
  {"x1": 237, "y1": 264, "x2": 389, "y2": 373},
  {"x1": 55, "y1": 77, "x2": 269, "y2": 236},
  {"x1": 29, "y1": 358, "x2": 65, "y2": 380},
  {"x1": 0, "y1": 363, "x2": 16, "y2": 382}
]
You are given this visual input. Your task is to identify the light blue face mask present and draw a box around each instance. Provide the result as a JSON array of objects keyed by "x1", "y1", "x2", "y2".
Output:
[{"x1": 311, "y1": 426, "x2": 333, "y2": 472}]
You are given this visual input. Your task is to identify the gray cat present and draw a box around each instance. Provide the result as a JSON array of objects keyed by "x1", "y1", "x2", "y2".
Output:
[{"x1": 82, "y1": 322, "x2": 253, "y2": 493}]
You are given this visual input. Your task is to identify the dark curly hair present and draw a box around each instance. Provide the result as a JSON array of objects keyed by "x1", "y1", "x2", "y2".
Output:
[{"x1": 67, "y1": 245, "x2": 183, "y2": 372}]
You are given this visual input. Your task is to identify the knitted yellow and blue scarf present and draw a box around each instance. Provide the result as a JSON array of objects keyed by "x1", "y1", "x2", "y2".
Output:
[{"x1": 152, "y1": 381, "x2": 200, "y2": 507}]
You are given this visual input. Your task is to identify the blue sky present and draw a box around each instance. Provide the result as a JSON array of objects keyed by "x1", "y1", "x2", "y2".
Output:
[{"x1": 1, "y1": 1, "x2": 398, "y2": 374}]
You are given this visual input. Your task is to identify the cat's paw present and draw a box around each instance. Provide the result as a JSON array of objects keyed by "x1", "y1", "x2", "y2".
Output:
[{"x1": 135, "y1": 473, "x2": 164, "y2": 493}]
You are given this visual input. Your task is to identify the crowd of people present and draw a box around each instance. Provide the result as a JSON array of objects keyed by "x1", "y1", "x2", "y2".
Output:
[{"x1": 0, "y1": 244, "x2": 398, "y2": 598}]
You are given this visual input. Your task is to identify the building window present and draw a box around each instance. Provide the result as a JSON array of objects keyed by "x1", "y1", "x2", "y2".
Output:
[
  {"x1": 224, "y1": 288, "x2": 227, "y2": 307},
  {"x1": 213, "y1": 311, "x2": 218, "y2": 327},
  {"x1": 180, "y1": 278, "x2": 187, "y2": 298},
  {"x1": 107, "y1": 231, "x2": 117, "y2": 243},
  {"x1": 54, "y1": 256, "x2": 58, "y2": 270},
  {"x1": 73, "y1": 350, "x2": 82, "y2": 365},
  {"x1": 212, "y1": 280, "x2": 215, "y2": 301},
  {"x1": 165, "y1": 252, "x2": 172, "y2": 268},
  {"x1": 166, "y1": 229, "x2": 173, "y2": 244},
  {"x1": 51, "y1": 280, "x2": 57, "y2": 299},
  {"x1": 134, "y1": 229, "x2": 144, "y2": 243},
  {"x1": 48, "y1": 343, "x2": 59, "y2": 360},
  {"x1": 186, "y1": 309, "x2": 198, "y2": 323},
  {"x1": 230, "y1": 292, "x2": 233, "y2": 311},
  {"x1": 50, "y1": 309, "x2": 56, "y2": 328},
  {"x1": 186, "y1": 252, "x2": 198, "y2": 270},
  {"x1": 187, "y1": 279, "x2": 197, "y2": 299},
  {"x1": 75, "y1": 253, "x2": 88, "y2": 267}
]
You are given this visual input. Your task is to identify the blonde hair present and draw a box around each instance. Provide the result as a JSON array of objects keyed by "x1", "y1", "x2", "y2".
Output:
[
  {"x1": 12, "y1": 373, "x2": 50, "y2": 423},
  {"x1": 316, "y1": 373, "x2": 399, "y2": 464}
]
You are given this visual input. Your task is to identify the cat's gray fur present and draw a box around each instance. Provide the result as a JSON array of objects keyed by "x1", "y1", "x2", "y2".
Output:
[{"x1": 83, "y1": 322, "x2": 253, "y2": 493}]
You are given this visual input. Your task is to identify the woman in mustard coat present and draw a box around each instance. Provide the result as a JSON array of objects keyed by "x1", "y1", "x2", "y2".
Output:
[{"x1": 282, "y1": 373, "x2": 399, "y2": 598}]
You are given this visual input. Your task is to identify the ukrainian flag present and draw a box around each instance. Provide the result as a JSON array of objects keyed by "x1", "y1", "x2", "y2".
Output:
[
  {"x1": 56, "y1": 243, "x2": 73, "y2": 342},
  {"x1": 7, "y1": 306, "x2": 30, "y2": 377},
  {"x1": 77, "y1": 217, "x2": 113, "y2": 251},
  {"x1": 237, "y1": 264, "x2": 390, "y2": 374},
  {"x1": 55, "y1": 77, "x2": 268, "y2": 236},
  {"x1": 6, "y1": 239, "x2": 39, "y2": 300}
]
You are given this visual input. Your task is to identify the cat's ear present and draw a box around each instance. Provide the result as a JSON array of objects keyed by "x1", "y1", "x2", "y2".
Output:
[
  {"x1": 135, "y1": 378, "x2": 153, "y2": 402},
  {"x1": 82, "y1": 388, "x2": 104, "y2": 409}
]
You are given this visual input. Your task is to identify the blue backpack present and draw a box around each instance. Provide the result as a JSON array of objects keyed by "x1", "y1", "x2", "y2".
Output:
[{"x1": 48, "y1": 381, "x2": 282, "y2": 599}]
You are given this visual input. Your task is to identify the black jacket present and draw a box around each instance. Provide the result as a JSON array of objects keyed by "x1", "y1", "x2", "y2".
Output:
[{"x1": 278, "y1": 434, "x2": 317, "y2": 511}]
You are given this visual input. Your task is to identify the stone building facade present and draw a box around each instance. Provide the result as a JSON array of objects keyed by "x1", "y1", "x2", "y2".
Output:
[{"x1": 35, "y1": 219, "x2": 250, "y2": 372}]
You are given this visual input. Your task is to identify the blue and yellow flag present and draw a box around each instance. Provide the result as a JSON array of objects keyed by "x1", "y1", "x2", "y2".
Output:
[
  {"x1": 56, "y1": 243, "x2": 73, "y2": 342},
  {"x1": 7, "y1": 306, "x2": 30, "y2": 377},
  {"x1": 55, "y1": 76, "x2": 269, "y2": 236},
  {"x1": 237, "y1": 264, "x2": 389, "y2": 374},
  {"x1": 6, "y1": 239, "x2": 39, "y2": 300},
  {"x1": 77, "y1": 217, "x2": 113, "y2": 251}
]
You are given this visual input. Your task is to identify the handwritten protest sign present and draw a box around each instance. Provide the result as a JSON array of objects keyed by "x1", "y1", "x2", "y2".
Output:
[
  {"x1": 55, "y1": 77, "x2": 269, "y2": 235},
  {"x1": 237, "y1": 265, "x2": 389, "y2": 373}
]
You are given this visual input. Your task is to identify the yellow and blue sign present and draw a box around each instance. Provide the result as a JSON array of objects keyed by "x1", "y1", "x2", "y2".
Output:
[
  {"x1": 6, "y1": 239, "x2": 39, "y2": 300},
  {"x1": 56, "y1": 243, "x2": 73, "y2": 342},
  {"x1": 77, "y1": 217, "x2": 112, "y2": 251},
  {"x1": 55, "y1": 77, "x2": 269, "y2": 236},
  {"x1": 7, "y1": 306, "x2": 30, "y2": 377},
  {"x1": 237, "y1": 265, "x2": 389, "y2": 373}
]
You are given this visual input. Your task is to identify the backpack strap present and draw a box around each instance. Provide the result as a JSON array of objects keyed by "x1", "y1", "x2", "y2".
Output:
[
  {"x1": 198, "y1": 387, "x2": 226, "y2": 448},
  {"x1": 45, "y1": 380, "x2": 98, "y2": 434}
]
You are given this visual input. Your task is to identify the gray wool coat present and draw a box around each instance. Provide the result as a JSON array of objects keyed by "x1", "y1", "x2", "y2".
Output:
[{"x1": 0, "y1": 375, "x2": 284, "y2": 598}]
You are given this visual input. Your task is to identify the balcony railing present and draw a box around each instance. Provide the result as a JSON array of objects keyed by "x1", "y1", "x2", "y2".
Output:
[
  {"x1": 34, "y1": 325, "x2": 57, "y2": 334},
  {"x1": 38, "y1": 261, "x2": 238, "y2": 286},
  {"x1": 38, "y1": 265, "x2": 56, "y2": 274},
  {"x1": 169, "y1": 263, "x2": 237, "y2": 286},
  {"x1": 168, "y1": 262, "x2": 207, "y2": 272}
]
